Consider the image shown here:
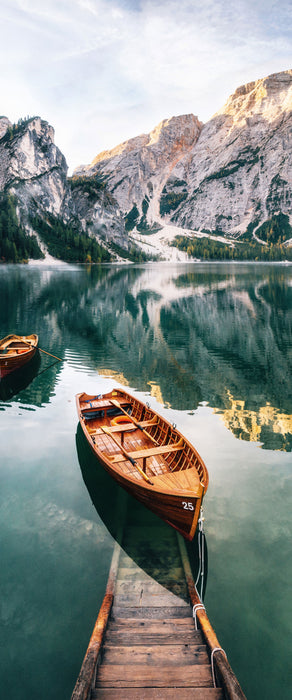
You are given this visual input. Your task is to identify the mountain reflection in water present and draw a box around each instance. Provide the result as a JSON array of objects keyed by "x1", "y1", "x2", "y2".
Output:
[{"x1": 0, "y1": 262, "x2": 291, "y2": 450}]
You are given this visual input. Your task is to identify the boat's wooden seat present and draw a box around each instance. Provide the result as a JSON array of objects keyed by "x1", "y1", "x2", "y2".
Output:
[
  {"x1": 1, "y1": 346, "x2": 29, "y2": 355},
  {"x1": 108, "y1": 438, "x2": 184, "y2": 465},
  {"x1": 88, "y1": 418, "x2": 158, "y2": 436},
  {"x1": 81, "y1": 400, "x2": 132, "y2": 417},
  {"x1": 81, "y1": 398, "x2": 130, "y2": 409},
  {"x1": 89, "y1": 424, "x2": 136, "y2": 435}
]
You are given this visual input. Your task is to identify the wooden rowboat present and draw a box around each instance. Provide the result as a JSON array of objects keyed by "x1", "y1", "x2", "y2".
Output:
[
  {"x1": 0, "y1": 334, "x2": 38, "y2": 378},
  {"x1": 76, "y1": 388, "x2": 209, "y2": 540}
]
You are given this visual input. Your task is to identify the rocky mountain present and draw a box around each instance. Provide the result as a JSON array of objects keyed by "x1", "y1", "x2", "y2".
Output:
[
  {"x1": 0, "y1": 116, "x2": 124, "y2": 257},
  {"x1": 75, "y1": 70, "x2": 292, "y2": 244},
  {"x1": 74, "y1": 114, "x2": 202, "y2": 233},
  {"x1": 0, "y1": 116, "x2": 67, "y2": 219},
  {"x1": 170, "y1": 70, "x2": 292, "y2": 237},
  {"x1": 1, "y1": 69, "x2": 292, "y2": 262}
]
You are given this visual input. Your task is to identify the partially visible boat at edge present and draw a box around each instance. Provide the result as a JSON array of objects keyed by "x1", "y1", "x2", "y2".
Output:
[
  {"x1": 76, "y1": 387, "x2": 209, "y2": 540},
  {"x1": 0, "y1": 334, "x2": 38, "y2": 378}
]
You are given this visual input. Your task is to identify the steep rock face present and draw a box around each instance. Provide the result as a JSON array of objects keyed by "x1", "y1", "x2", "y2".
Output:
[
  {"x1": 0, "y1": 117, "x2": 67, "y2": 219},
  {"x1": 74, "y1": 114, "x2": 202, "y2": 229},
  {"x1": 0, "y1": 116, "x2": 125, "y2": 247},
  {"x1": 0, "y1": 117, "x2": 11, "y2": 140},
  {"x1": 169, "y1": 70, "x2": 292, "y2": 234},
  {"x1": 64, "y1": 179, "x2": 125, "y2": 243}
]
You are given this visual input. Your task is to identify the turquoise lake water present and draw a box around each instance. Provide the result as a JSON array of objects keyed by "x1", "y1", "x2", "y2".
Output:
[{"x1": 0, "y1": 262, "x2": 291, "y2": 699}]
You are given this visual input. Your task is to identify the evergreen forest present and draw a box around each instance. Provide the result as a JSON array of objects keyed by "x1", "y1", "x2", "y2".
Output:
[
  {"x1": 30, "y1": 215, "x2": 111, "y2": 263},
  {"x1": 171, "y1": 230, "x2": 292, "y2": 262},
  {"x1": 0, "y1": 193, "x2": 44, "y2": 263}
]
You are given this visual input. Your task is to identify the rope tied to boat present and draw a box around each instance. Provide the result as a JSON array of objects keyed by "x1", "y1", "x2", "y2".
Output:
[
  {"x1": 211, "y1": 647, "x2": 227, "y2": 687},
  {"x1": 195, "y1": 505, "x2": 206, "y2": 600},
  {"x1": 192, "y1": 602, "x2": 206, "y2": 630},
  {"x1": 192, "y1": 506, "x2": 207, "y2": 628}
]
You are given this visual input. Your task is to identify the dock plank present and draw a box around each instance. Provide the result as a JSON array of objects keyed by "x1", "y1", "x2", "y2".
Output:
[
  {"x1": 92, "y1": 690, "x2": 224, "y2": 699},
  {"x1": 104, "y1": 631, "x2": 205, "y2": 645},
  {"x1": 118, "y1": 566, "x2": 185, "y2": 581},
  {"x1": 115, "y1": 579, "x2": 188, "y2": 602},
  {"x1": 111, "y1": 605, "x2": 192, "y2": 619},
  {"x1": 113, "y1": 592, "x2": 189, "y2": 607},
  {"x1": 107, "y1": 618, "x2": 198, "y2": 632},
  {"x1": 102, "y1": 643, "x2": 209, "y2": 665},
  {"x1": 96, "y1": 664, "x2": 214, "y2": 687}
]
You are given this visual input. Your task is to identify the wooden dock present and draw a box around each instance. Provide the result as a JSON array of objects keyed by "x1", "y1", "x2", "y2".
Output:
[{"x1": 71, "y1": 497, "x2": 246, "y2": 700}]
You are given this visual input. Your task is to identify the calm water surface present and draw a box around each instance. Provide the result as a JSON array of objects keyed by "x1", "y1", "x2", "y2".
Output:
[{"x1": 0, "y1": 262, "x2": 291, "y2": 700}]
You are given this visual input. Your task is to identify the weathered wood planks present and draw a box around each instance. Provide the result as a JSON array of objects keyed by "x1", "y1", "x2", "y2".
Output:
[
  {"x1": 102, "y1": 643, "x2": 209, "y2": 665},
  {"x1": 71, "y1": 495, "x2": 246, "y2": 700},
  {"x1": 96, "y1": 663, "x2": 214, "y2": 687},
  {"x1": 91, "y1": 689, "x2": 224, "y2": 699},
  {"x1": 91, "y1": 518, "x2": 224, "y2": 698}
]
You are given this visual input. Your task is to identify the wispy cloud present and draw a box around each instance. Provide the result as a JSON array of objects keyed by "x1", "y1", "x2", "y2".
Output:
[{"x1": 0, "y1": 0, "x2": 291, "y2": 170}]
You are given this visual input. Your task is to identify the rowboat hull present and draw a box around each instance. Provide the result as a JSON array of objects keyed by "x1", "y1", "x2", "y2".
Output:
[
  {"x1": 76, "y1": 388, "x2": 209, "y2": 540},
  {"x1": 98, "y1": 465, "x2": 203, "y2": 540},
  {"x1": 0, "y1": 350, "x2": 41, "y2": 401},
  {"x1": 0, "y1": 334, "x2": 38, "y2": 378}
]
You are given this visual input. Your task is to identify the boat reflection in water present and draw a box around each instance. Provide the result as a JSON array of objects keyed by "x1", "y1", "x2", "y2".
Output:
[
  {"x1": 76, "y1": 423, "x2": 208, "y2": 599},
  {"x1": 0, "y1": 350, "x2": 41, "y2": 401}
]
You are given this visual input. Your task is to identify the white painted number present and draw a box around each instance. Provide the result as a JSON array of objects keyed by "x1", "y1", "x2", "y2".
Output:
[{"x1": 182, "y1": 501, "x2": 194, "y2": 511}]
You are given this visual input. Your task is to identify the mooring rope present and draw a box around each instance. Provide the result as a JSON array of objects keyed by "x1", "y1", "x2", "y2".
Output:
[
  {"x1": 195, "y1": 505, "x2": 206, "y2": 600},
  {"x1": 192, "y1": 602, "x2": 206, "y2": 630}
]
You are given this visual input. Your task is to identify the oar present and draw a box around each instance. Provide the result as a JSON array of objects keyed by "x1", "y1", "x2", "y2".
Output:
[
  {"x1": 109, "y1": 398, "x2": 159, "y2": 444},
  {"x1": 39, "y1": 348, "x2": 63, "y2": 362},
  {"x1": 101, "y1": 426, "x2": 154, "y2": 485},
  {"x1": 35, "y1": 359, "x2": 60, "y2": 378}
]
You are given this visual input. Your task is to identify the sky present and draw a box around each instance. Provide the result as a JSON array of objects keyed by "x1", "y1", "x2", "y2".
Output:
[{"x1": 1, "y1": 0, "x2": 292, "y2": 173}]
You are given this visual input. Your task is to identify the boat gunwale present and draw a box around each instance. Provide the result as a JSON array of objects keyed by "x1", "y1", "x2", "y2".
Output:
[{"x1": 0, "y1": 333, "x2": 38, "y2": 356}]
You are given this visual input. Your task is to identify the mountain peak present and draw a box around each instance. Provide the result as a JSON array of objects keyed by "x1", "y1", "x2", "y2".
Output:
[
  {"x1": 74, "y1": 113, "x2": 202, "y2": 177},
  {"x1": 147, "y1": 114, "x2": 202, "y2": 148},
  {"x1": 89, "y1": 133, "x2": 149, "y2": 168},
  {"x1": 216, "y1": 69, "x2": 292, "y2": 122}
]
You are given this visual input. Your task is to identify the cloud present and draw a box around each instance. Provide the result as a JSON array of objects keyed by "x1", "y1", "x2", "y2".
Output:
[{"x1": 0, "y1": 0, "x2": 291, "y2": 171}]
